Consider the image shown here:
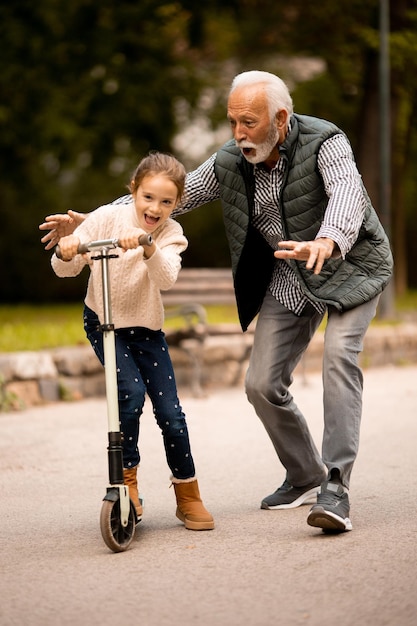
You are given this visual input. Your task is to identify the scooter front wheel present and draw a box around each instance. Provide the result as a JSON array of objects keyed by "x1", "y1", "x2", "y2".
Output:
[{"x1": 100, "y1": 498, "x2": 136, "y2": 552}]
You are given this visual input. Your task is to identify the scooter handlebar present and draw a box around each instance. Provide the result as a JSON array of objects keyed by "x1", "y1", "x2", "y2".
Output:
[
  {"x1": 138, "y1": 234, "x2": 153, "y2": 247},
  {"x1": 55, "y1": 234, "x2": 153, "y2": 259}
]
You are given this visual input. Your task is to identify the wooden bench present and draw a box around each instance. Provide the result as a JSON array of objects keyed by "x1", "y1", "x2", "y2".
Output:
[
  {"x1": 161, "y1": 268, "x2": 249, "y2": 396},
  {"x1": 162, "y1": 268, "x2": 236, "y2": 307}
]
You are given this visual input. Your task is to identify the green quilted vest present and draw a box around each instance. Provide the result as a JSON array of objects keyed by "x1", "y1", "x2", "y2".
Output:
[{"x1": 214, "y1": 114, "x2": 393, "y2": 331}]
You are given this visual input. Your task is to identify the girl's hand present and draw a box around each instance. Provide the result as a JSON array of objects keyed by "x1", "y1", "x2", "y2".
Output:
[
  {"x1": 56, "y1": 235, "x2": 81, "y2": 261},
  {"x1": 118, "y1": 228, "x2": 148, "y2": 250},
  {"x1": 118, "y1": 229, "x2": 156, "y2": 258}
]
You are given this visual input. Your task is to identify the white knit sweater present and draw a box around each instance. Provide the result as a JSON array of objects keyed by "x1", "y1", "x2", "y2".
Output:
[{"x1": 51, "y1": 201, "x2": 188, "y2": 330}]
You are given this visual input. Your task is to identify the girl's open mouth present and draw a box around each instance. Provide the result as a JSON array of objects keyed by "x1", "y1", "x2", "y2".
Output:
[{"x1": 145, "y1": 214, "x2": 159, "y2": 226}]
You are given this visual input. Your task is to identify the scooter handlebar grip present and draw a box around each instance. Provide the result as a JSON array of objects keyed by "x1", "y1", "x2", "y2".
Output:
[
  {"x1": 138, "y1": 234, "x2": 153, "y2": 247},
  {"x1": 77, "y1": 242, "x2": 90, "y2": 254}
]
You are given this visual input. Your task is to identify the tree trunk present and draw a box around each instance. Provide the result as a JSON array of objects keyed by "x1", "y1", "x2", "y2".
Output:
[{"x1": 356, "y1": 0, "x2": 415, "y2": 298}]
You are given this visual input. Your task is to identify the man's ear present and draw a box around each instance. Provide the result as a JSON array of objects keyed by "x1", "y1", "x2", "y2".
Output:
[{"x1": 276, "y1": 109, "x2": 289, "y2": 131}]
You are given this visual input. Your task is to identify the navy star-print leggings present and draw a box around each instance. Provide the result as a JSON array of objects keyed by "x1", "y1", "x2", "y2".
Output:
[{"x1": 83, "y1": 305, "x2": 196, "y2": 480}]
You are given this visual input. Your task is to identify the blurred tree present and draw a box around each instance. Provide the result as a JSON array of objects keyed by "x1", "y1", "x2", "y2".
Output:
[
  {"x1": 206, "y1": 0, "x2": 417, "y2": 293},
  {"x1": 1, "y1": 0, "x2": 416, "y2": 303},
  {"x1": 387, "y1": 0, "x2": 417, "y2": 294},
  {"x1": 343, "y1": 0, "x2": 417, "y2": 295},
  {"x1": 0, "y1": 0, "x2": 205, "y2": 301}
]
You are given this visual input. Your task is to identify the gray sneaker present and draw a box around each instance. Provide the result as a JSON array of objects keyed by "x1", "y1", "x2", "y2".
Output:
[
  {"x1": 307, "y1": 481, "x2": 352, "y2": 532},
  {"x1": 261, "y1": 479, "x2": 321, "y2": 510}
]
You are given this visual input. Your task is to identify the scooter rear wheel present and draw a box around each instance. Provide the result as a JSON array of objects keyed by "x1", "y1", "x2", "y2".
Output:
[{"x1": 100, "y1": 498, "x2": 136, "y2": 552}]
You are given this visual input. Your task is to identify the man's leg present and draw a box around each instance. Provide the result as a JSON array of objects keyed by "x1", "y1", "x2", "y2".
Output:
[
  {"x1": 307, "y1": 295, "x2": 379, "y2": 532},
  {"x1": 321, "y1": 296, "x2": 380, "y2": 487},
  {"x1": 245, "y1": 293, "x2": 326, "y2": 507}
]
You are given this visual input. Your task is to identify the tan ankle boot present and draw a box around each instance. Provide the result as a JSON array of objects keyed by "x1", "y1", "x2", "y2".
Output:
[
  {"x1": 172, "y1": 478, "x2": 214, "y2": 530},
  {"x1": 123, "y1": 467, "x2": 143, "y2": 519}
]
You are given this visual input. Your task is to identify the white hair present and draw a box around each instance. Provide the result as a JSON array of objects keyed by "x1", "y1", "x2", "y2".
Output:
[{"x1": 230, "y1": 70, "x2": 294, "y2": 122}]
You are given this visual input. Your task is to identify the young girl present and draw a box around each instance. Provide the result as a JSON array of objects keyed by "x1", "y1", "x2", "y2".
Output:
[{"x1": 51, "y1": 152, "x2": 214, "y2": 531}]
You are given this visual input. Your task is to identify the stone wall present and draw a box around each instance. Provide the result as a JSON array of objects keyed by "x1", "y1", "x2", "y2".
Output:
[{"x1": 1, "y1": 323, "x2": 417, "y2": 409}]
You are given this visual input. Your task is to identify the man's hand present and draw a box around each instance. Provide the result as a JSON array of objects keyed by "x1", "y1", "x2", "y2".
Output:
[
  {"x1": 274, "y1": 237, "x2": 336, "y2": 275},
  {"x1": 39, "y1": 210, "x2": 86, "y2": 250}
]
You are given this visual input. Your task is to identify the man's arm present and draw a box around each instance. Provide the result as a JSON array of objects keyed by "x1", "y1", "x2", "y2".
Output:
[
  {"x1": 315, "y1": 133, "x2": 367, "y2": 257},
  {"x1": 173, "y1": 153, "x2": 219, "y2": 217},
  {"x1": 38, "y1": 160, "x2": 215, "y2": 250},
  {"x1": 275, "y1": 134, "x2": 366, "y2": 275},
  {"x1": 39, "y1": 193, "x2": 135, "y2": 250},
  {"x1": 39, "y1": 155, "x2": 219, "y2": 249}
]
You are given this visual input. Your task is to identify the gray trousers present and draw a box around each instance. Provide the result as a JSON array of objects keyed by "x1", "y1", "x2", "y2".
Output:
[{"x1": 245, "y1": 292, "x2": 380, "y2": 489}]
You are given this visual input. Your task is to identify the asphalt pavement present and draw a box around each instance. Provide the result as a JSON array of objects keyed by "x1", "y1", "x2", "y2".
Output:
[{"x1": 1, "y1": 364, "x2": 416, "y2": 626}]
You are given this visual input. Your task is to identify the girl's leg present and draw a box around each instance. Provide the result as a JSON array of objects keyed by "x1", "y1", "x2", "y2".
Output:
[
  {"x1": 122, "y1": 327, "x2": 196, "y2": 480},
  {"x1": 124, "y1": 328, "x2": 213, "y2": 530},
  {"x1": 84, "y1": 306, "x2": 146, "y2": 469},
  {"x1": 84, "y1": 309, "x2": 211, "y2": 528}
]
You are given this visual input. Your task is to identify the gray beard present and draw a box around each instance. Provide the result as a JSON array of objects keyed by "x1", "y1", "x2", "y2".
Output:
[{"x1": 241, "y1": 126, "x2": 280, "y2": 164}]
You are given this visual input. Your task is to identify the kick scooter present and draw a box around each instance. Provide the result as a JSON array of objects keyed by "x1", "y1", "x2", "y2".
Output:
[{"x1": 57, "y1": 234, "x2": 152, "y2": 552}]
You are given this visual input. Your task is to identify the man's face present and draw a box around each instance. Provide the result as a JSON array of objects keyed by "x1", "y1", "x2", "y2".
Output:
[{"x1": 227, "y1": 84, "x2": 286, "y2": 165}]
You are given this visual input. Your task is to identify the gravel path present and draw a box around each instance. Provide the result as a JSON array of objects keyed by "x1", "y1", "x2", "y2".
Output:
[{"x1": 1, "y1": 365, "x2": 416, "y2": 626}]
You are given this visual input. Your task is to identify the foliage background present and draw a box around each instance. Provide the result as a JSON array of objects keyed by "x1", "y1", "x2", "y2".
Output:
[{"x1": 1, "y1": 0, "x2": 416, "y2": 303}]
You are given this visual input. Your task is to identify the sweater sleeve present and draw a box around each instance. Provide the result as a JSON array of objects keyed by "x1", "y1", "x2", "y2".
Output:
[{"x1": 144, "y1": 219, "x2": 188, "y2": 290}]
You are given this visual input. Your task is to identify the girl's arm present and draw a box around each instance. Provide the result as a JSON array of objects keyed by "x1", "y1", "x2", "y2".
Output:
[{"x1": 143, "y1": 221, "x2": 188, "y2": 291}]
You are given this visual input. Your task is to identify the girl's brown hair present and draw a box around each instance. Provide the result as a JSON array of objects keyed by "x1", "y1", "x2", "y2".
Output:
[{"x1": 129, "y1": 151, "x2": 186, "y2": 200}]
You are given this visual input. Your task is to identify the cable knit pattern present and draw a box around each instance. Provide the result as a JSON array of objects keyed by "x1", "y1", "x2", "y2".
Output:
[{"x1": 51, "y1": 201, "x2": 188, "y2": 330}]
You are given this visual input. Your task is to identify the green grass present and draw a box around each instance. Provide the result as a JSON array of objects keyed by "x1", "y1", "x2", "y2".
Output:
[
  {"x1": 1, "y1": 290, "x2": 416, "y2": 353},
  {"x1": 395, "y1": 289, "x2": 417, "y2": 313},
  {"x1": 0, "y1": 304, "x2": 88, "y2": 352},
  {"x1": 0, "y1": 303, "x2": 240, "y2": 352}
]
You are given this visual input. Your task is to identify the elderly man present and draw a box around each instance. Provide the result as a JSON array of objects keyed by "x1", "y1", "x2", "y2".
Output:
[{"x1": 40, "y1": 70, "x2": 393, "y2": 533}]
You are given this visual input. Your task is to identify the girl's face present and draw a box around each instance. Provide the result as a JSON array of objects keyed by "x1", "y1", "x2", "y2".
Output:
[{"x1": 132, "y1": 173, "x2": 179, "y2": 233}]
